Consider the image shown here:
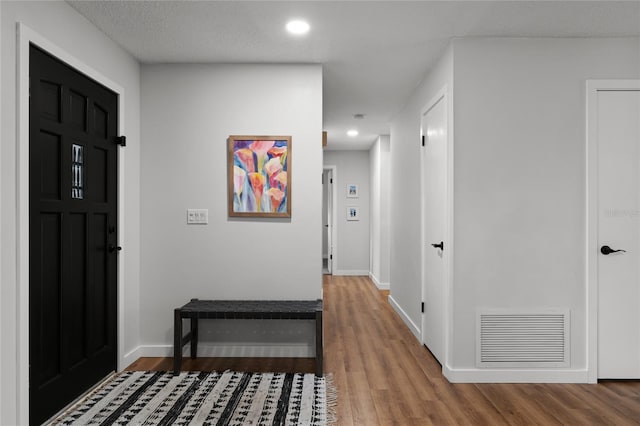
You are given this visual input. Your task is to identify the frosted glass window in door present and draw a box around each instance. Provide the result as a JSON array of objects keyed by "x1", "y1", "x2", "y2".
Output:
[{"x1": 72, "y1": 144, "x2": 84, "y2": 199}]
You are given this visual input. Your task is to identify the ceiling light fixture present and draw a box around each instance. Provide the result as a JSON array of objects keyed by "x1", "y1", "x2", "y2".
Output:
[
  {"x1": 347, "y1": 129, "x2": 359, "y2": 137},
  {"x1": 286, "y1": 20, "x2": 310, "y2": 35}
]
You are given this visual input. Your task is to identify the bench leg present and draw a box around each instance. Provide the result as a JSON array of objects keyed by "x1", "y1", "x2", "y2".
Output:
[
  {"x1": 315, "y1": 310, "x2": 323, "y2": 376},
  {"x1": 190, "y1": 317, "x2": 198, "y2": 358},
  {"x1": 173, "y1": 308, "x2": 182, "y2": 375}
]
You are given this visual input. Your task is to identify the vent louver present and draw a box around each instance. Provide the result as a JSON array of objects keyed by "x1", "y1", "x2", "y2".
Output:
[{"x1": 477, "y1": 309, "x2": 569, "y2": 368}]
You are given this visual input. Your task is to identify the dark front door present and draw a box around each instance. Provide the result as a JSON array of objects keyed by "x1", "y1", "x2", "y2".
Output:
[{"x1": 29, "y1": 45, "x2": 119, "y2": 425}]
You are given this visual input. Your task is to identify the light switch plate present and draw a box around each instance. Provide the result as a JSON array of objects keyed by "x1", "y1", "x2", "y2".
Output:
[{"x1": 187, "y1": 209, "x2": 208, "y2": 224}]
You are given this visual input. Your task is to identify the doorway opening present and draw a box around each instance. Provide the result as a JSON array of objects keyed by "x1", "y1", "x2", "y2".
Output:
[{"x1": 323, "y1": 166, "x2": 337, "y2": 275}]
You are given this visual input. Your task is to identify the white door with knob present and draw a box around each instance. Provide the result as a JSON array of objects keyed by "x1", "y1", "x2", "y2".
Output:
[
  {"x1": 421, "y1": 92, "x2": 447, "y2": 364},
  {"x1": 591, "y1": 83, "x2": 640, "y2": 379}
]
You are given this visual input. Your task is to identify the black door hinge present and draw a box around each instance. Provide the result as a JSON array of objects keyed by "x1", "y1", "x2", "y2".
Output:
[
  {"x1": 114, "y1": 136, "x2": 126, "y2": 147},
  {"x1": 330, "y1": 254, "x2": 333, "y2": 260},
  {"x1": 422, "y1": 135, "x2": 425, "y2": 147},
  {"x1": 421, "y1": 302, "x2": 425, "y2": 313}
]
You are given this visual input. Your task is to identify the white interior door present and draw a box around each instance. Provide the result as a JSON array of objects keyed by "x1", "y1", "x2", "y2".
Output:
[
  {"x1": 597, "y1": 89, "x2": 640, "y2": 379},
  {"x1": 421, "y1": 94, "x2": 447, "y2": 364}
]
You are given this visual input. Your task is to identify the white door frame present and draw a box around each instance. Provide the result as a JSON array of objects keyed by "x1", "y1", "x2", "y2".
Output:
[
  {"x1": 16, "y1": 23, "x2": 127, "y2": 423},
  {"x1": 420, "y1": 85, "x2": 454, "y2": 370},
  {"x1": 586, "y1": 79, "x2": 640, "y2": 383},
  {"x1": 324, "y1": 165, "x2": 337, "y2": 275}
]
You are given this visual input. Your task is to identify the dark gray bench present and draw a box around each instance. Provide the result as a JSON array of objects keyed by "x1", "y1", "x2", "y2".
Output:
[{"x1": 173, "y1": 299, "x2": 323, "y2": 376}]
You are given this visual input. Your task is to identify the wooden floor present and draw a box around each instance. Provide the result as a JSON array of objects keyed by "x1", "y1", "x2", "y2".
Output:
[{"x1": 129, "y1": 275, "x2": 640, "y2": 425}]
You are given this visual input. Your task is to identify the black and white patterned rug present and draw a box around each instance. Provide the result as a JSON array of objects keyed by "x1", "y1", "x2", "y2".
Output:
[{"x1": 50, "y1": 371, "x2": 334, "y2": 425}]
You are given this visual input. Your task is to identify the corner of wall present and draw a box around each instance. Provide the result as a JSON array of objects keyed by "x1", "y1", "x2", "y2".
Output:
[
  {"x1": 369, "y1": 272, "x2": 389, "y2": 290},
  {"x1": 388, "y1": 294, "x2": 421, "y2": 341},
  {"x1": 121, "y1": 346, "x2": 142, "y2": 370}
]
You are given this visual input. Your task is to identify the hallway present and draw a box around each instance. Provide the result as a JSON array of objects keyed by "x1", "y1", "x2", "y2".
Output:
[
  {"x1": 323, "y1": 276, "x2": 638, "y2": 425},
  {"x1": 130, "y1": 276, "x2": 640, "y2": 425}
]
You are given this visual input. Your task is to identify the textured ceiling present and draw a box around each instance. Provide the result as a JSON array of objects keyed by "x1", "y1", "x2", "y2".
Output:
[{"x1": 67, "y1": 1, "x2": 640, "y2": 150}]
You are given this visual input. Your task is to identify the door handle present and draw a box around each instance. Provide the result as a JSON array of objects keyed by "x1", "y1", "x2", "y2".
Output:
[
  {"x1": 431, "y1": 241, "x2": 444, "y2": 250},
  {"x1": 109, "y1": 245, "x2": 122, "y2": 253},
  {"x1": 601, "y1": 245, "x2": 626, "y2": 255}
]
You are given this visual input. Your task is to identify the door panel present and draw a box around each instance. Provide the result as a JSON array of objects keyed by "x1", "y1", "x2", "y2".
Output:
[
  {"x1": 421, "y1": 95, "x2": 447, "y2": 364},
  {"x1": 39, "y1": 213, "x2": 63, "y2": 383},
  {"x1": 29, "y1": 45, "x2": 119, "y2": 425},
  {"x1": 597, "y1": 89, "x2": 640, "y2": 379},
  {"x1": 38, "y1": 131, "x2": 62, "y2": 199}
]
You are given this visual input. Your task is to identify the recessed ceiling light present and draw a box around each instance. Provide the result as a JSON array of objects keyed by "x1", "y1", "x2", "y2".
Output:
[
  {"x1": 347, "y1": 129, "x2": 359, "y2": 137},
  {"x1": 286, "y1": 20, "x2": 310, "y2": 35}
]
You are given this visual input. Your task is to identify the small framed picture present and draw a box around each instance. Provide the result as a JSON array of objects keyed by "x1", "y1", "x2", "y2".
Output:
[
  {"x1": 347, "y1": 184, "x2": 359, "y2": 198},
  {"x1": 347, "y1": 206, "x2": 360, "y2": 221}
]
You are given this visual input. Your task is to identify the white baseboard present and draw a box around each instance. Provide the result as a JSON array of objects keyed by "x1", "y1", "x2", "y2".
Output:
[
  {"x1": 443, "y1": 365, "x2": 590, "y2": 383},
  {"x1": 120, "y1": 346, "x2": 144, "y2": 370},
  {"x1": 369, "y1": 273, "x2": 390, "y2": 290},
  {"x1": 126, "y1": 344, "x2": 314, "y2": 361},
  {"x1": 388, "y1": 294, "x2": 421, "y2": 341},
  {"x1": 332, "y1": 269, "x2": 369, "y2": 276}
]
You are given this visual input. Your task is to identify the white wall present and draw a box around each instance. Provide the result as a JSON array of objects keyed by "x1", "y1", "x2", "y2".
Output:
[
  {"x1": 369, "y1": 135, "x2": 391, "y2": 289},
  {"x1": 0, "y1": 1, "x2": 141, "y2": 423},
  {"x1": 390, "y1": 37, "x2": 640, "y2": 382},
  {"x1": 448, "y1": 37, "x2": 640, "y2": 380},
  {"x1": 139, "y1": 64, "x2": 323, "y2": 358},
  {"x1": 389, "y1": 45, "x2": 453, "y2": 337},
  {"x1": 323, "y1": 151, "x2": 370, "y2": 275}
]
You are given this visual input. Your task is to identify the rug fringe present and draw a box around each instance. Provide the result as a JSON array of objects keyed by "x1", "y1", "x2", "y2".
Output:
[{"x1": 324, "y1": 373, "x2": 338, "y2": 426}]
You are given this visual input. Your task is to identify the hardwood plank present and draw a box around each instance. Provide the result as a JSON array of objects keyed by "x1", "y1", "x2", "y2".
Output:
[
  {"x1": 477, "y1": 384, "x2": 563, "y2": 425},
  {"x1": 127, "y1": 275, "x2": 640, "y2": 425},
  {"x1": 345, "y1": 371, "x2": 381, "y2": 425},
  {"x1": 448, "y1": 383, "x2": 509, "y2": 425},
  {"x1": 331, "y1": 358, "x2": 355, "y2": 426}
]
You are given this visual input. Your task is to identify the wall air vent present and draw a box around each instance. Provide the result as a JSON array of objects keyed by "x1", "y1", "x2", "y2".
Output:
[{"x1": 477, "y1": 309, "x2": 569, "y2": 368}]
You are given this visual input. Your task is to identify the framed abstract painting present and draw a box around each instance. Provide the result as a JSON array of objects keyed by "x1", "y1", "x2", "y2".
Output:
[{"x1": 228, "y1": 135, "x2": 292, "y2": 218}]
